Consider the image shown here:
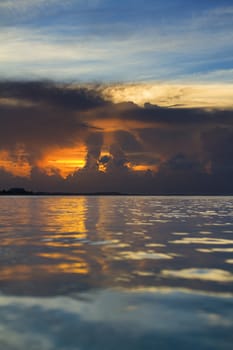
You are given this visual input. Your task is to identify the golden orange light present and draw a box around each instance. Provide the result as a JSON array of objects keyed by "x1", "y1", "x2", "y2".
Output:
[
  {"x1": 102, "y1": 83, "x2": 233, "y2": 109},
  {"x1": 0, "y1": 150, "x2": 31, "y2": 177},
  {"x1": 0, "y1": 145, "x2": 88, "y2": 178},
  {"x1": 37, "y1": 145, "x2": 87, "y2": 177},
  {"x1": 130, "y1": 164, "x2": 158, "y2": 172},
  {"x1": 98, "y1": 152, "x2": 112, "y2": 172},
  {"x1": 90, "y1": 118, "x2": 158, "y2": 131}
]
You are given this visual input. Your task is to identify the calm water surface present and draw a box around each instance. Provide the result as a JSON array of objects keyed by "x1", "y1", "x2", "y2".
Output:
[{"x1": 0, "y1": 196, "x2": 233, "y2": 349}]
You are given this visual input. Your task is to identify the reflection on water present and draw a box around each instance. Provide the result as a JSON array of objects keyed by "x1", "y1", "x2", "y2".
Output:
[
  {"x1": 162, "y1": 268, "x2": 233, "y2": 282},
  {"x1": 0, "y1": 196, "x2": 233, "y2": 349}
]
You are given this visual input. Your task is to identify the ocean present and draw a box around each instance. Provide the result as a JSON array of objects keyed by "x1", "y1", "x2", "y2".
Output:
[{"x1": 0, "y1": 196, "x2": 232, "y2": 349}]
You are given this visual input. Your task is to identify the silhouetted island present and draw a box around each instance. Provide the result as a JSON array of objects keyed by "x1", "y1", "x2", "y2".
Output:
[
  {"x1": 0, "y1": 188, "x2": 232, "y2": 196},
  {"x1": 0, "y1": 188, "x2": 125, "y2": 196},
  {"x1": 0, "y1": 188, "x2": 33, "y2": 195}
]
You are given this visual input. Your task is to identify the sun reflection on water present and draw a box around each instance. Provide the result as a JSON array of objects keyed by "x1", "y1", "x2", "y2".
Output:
[{"x1": 0, "y1": 196, "x2": 232, "y2": 294}]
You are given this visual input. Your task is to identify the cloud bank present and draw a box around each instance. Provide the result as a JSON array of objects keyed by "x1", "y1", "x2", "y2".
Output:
[{"x1": 0, "y1": 80, "x2": 232, "y2": 194}]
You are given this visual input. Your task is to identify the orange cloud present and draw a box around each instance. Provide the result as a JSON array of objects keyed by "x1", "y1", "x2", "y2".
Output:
[
  {"x1": 37, "y1": 145, "x2": 87, "y2": 178},
  {"x1": 0, "y1": 149, "x2": 31, "y2": 177},
  {"x1": 130, "y1": 164, "x2": 158, "y2": 172},
  {"x1": 0, "y1": 144, "x2": 89, "y2": 179}
]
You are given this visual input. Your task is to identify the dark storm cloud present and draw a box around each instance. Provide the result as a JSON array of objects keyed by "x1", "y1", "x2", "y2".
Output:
[
  {"x1": 201, "y1": 127, "x2": 233, "y2": 172},
  {"x1": 85, "y1": 132, "x2": 103, "y2": 170},
  {"x1": 114, "y1": 130, "x2": 143, "y2": 153},
  {"x1": 0, "y1": 80, "x2": 233, "y2": 194},
  {"x1": 108, "y1": 143, "x2": 129, "y2": 171},
  {"x1": 161, "y1": 154, "x2": 202, "y2": 172},
  {"x1": 99, "y1": 155, "x2": 111, "y2": 164},
  {"x1": 112, "y1": 102, "x2": 233, "y2": 127},
  {"x1": 0, "y1": 81, "x2": 107, "y2": 165},
  {"x1": 0, "y1": 103, "x2": 89, "y2": 165},
  {"x1": 0, "y1": 81, "x2": 107, "y2": 110}
]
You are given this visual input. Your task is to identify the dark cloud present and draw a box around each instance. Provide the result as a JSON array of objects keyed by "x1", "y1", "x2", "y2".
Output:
[
  {"x1": 0, "y1": 81, "x2": 106, "y2": 165},
  {"x1": 114, "y1": 130, "x2": 143, "y2": 153},
  {"x1": 0, "y1": 80, "x2": 233, "y2": 194},
  {"x1": 125, "y1": 102, "x2": 233, "y2": 126},
  {"x1": 85, "y1": 132, "x2": 103, "y2": 170},
  {"x1": 89, "y1": 100, "x2": 233, "y2": 127},
  {"x1": 108, "y1": 143, "x2": 129, "y2": 170},
  {"x1": 201, "y1": 127, "x2": 233, "y2": 171},
  {"x1": 0, "y1": 81, "x2": 107, "y2": 111},
  {"x1": 161, "y1": 154, "x2": 202, "y2": 172},
  {"x1": 0, "y1": 103, "x2": 89, "y2": 166},
  {"x1": 99, "y1": 155, "x2": 111, "y2": 164},
  {"x1": 137, "y1": 127, "x2": 200, "y2": 160}
]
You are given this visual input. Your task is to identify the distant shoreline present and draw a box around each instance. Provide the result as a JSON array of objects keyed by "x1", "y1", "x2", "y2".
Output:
[{"x1": 0, "y1": 189, "x2": 232, "y2": 197}]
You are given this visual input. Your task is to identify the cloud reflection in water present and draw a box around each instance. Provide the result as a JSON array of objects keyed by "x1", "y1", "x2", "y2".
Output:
[{"x1": 0, "y1": 196, "x2": 233, "y2": 349}]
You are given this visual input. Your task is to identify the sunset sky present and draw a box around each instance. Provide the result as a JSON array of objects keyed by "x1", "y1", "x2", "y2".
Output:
[{"x1": 0, "y1": 0, "x2": 233, "y2": 194}]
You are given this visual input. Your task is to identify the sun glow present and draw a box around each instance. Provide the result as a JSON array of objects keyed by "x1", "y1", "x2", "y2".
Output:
[
  {"x1": 37, "y1": 146, "x2": 87, "y2": 178},
  {"x1": 0, "y1": 143, "x2": 160, "y2": 179},
  {"x1": 102, "y1": 83, "x2": 233, "y2": 109},
  {"x1": 130, "y1": 164, "x2": 158, "y2": 172},
  {"x1": 0, "y1": 146, "x2": 87, "y2": 178},
  {"x1": 0, "y1": 150, "x2": 31, "y2": 177}
]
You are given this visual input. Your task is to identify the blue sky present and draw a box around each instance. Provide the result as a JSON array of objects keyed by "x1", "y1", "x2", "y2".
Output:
[{"x1": 1, "y1": 0, "x2": 233, "y2": 82}]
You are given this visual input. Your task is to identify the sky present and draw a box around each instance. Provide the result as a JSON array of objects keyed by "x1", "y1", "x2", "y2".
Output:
[
  {"x1": 0, "y1": 0, "x2": 233, "y2": 194},
  {"x1": 1, "y1": 0, "x2": 233, "y2": 82}
]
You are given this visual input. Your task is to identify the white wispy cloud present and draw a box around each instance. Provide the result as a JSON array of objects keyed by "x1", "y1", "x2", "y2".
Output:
[
  {"x1": 0, "y1": 5, "x2": 232, "y2": 82},
  {"x1": 0, "y1": 0, "x2": 100, "y2": 12},
  {"x1": 102, "y1": 82, "x2": 233, "y2": 109},
  {"x1": 0, "y1": 0, "x2": 68, "y2": 8}
]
